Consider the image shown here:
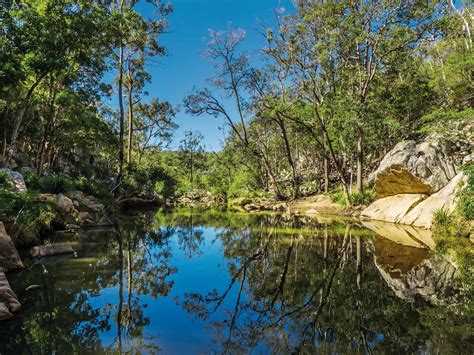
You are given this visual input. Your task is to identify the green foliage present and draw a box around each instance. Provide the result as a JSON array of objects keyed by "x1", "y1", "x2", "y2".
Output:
[
  {"x1": 459, "y1": 162, "x2": 474, "y2": 221},
  {"x1": 0, "y1": 171, "x2": 12, "y2": 189},
  {"x1": 351, "y1": 189, "x2": 374, "y2": 206},
  {"x1": 0, "y1": 189, "x2": 58, "y2": 246},
  {"x1": 433, "y1": 208, "x2": 455, "y2": 228},
  {"x1": 329, "y1": 186, "x2": 374, "y2": 206},
  {"x1": 24, "y1": 172, "x2": 109, "y2": 198},
  {"x1": 123, "y1": 164, "x2": 175, "y2": 199}
]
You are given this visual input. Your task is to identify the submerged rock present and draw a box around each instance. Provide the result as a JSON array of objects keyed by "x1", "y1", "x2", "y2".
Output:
[
  {"x1": 0, "y1": 272, "x2": 21, "y2": 321},
  {"x1": 30, "y1": 244, "x2": 75, "y2": 258},
  {"x1": 0, "y1": 222, "x2": 24, "y2": 272},
  {"x1": 370, "y1": 140, "x2": 457, "y2": 198}
]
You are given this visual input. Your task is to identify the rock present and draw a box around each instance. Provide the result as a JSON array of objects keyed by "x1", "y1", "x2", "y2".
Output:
[
  {"x1": 0, "y1": 272, "x2": 21, "y2": 321},
  {"x1": 0, "y1": 169, "x2": 27, "y2": 193},
  {"x1": 244, "y1": 203, "x2": 263, "y2": 211},
  {"x1": 0, "y1": 222, "x2": 24, "y2": 272},
  {"x1": 68, "y1": 191, "x2": 104, "y2": 212},
  {"x1": 361, "y1": 194, "x2": 427, "y2": 224},
  {"x1": 400, "y1": 172, "x2": 467, "y2": 229},
  {"x1": 30, "y1": 244, "x2": 75, "y2": 258},
  {"x1": 55, "y1": 194, "x2": 77, "y2": 214},
  {"x1": 371, "y1": 140, "x2": 457, "y2": 198}
]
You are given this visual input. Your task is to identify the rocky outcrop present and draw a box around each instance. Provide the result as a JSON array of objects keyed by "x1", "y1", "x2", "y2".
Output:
[
  {"x1": 0, "y1": 272, "x2": 21, "y2": 321},
  {"x1": 370, "y1": 140, "x2": 457, "y2": 198},
  {"x1": 361, "y1": 194, "x2": 427, "y2": 224},
  {"x1": 30, "y1": 244, "x2": 75, "y2": 258},
  {"x1": 0, "y1": 222, "x2": 24, "y2": 272},
  {"x1": 363, "y1": 172, "x2": 466, "y2": 229},
  {"x1": 0, "y1": 169, "x2": 27, "y2": 193},
  {"x1": 400, "y1": 172, "x2": 467, "y2": 229}
]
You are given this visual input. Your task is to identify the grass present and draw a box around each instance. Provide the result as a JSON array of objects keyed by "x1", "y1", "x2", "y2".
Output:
[{"x1": 329, "y1": 185, "x2": 374, "y2": 207}]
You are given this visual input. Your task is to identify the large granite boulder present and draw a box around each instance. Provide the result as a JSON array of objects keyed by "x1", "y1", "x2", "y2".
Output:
[
  {"x1": 371, "y1": 140, "x2": 457, "y2": 198},
  {"x1": 0, "y1": 272, "x2": 21, "y2": 321},
  {"x1": 361, "y1": 194, "x2": 427, "y2": 224},
  {"x1": 400, "y1": 172, "x2": 467, "y2": 229},
  {"x1": 0, "y1": 222, "x2": 24, "y2": 272},
  {"x1": 0, "y1": 169, "x2": 27, "y2": 193}
]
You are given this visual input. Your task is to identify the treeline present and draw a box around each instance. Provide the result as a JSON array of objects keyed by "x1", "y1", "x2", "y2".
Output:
[
  {"x1": 1, "y1": 1, "x2": 472, "y2": 204},
  {"x1": 0, "y1": 0, "x2": 176, "y2": 198},
  {"x1": 185, "y1": 1, "x2": 473, "y2": 204}
]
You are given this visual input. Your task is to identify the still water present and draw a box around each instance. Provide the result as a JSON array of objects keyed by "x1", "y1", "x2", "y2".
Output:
[{"x1": 0, "y1": 209, "x2": 472, "y2": 354}]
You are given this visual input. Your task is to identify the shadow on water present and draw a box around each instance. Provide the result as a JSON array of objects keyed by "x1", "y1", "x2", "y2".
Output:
[{"x1": 0, "y1": 208, "x2": 472, "y2": 353}]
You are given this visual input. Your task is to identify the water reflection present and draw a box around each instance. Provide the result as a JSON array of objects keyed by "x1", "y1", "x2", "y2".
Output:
[{"x1": 0, "y1": 209, "x2": 472, "y2": 354}]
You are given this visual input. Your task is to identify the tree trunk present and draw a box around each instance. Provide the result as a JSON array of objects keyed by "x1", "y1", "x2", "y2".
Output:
[
  {"x1": 356, "y1": 127, "x2": 364, "y2": 193},
  {"x1": 126, "y1": 74, "x2": 134, "y2": 164},
  {"x1": 116, "y1": 44, "x2": 125, "y2": 189},
  {"x1": 323, "y1": 155, "x2": 329, "y2": 193},
  {"x1": 3, "y1": 74, "x2": 47, "y2": 168},
  {"x1": 276, "y1": 116, "x2": 299, "y2": 198}
]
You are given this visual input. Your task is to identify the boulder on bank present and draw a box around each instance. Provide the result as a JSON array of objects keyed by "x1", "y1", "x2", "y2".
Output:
[
  {"x1": 361, "y1": 194, "x2": 427, "y2": 224},
  {"x1": 30, "y1": 244, "x2": 75, "y2": 258},
  {"x1": 0, "y1": 222, "x2": 24, "y2": 272},
  {"x1": 0, "y1": 169, "x2": 27, "y2": 193},
  {"x1": 371, "y1": 140, "x2": 457, "y2": 198},
  {"x1": 400, "y1": 172, "x2": 467, "y2": 229},
  {"x1": 0, "y1": 272, "x2": 21, "y2": 321}
]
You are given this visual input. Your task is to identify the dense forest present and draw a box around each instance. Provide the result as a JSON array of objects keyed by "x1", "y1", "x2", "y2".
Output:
[{"x1": 0, "y1": 1, "x2": 473, "y2": 223}]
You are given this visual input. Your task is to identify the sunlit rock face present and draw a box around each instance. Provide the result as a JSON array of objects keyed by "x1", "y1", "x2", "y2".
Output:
[
  {"x1": 361, "y1": 194, "x2": 427, "y2": 224},
  {"x1": 372, "y1": 233, "x2": 459, "y2": 305},
  {"x1": 370, "y1": 140, "x2": 457, "y2": 198},
  {"x1": 400, "y1": 172, "x2": 467, "y2": 228},
  {"x1": 0, "y1": 222, "x2": 24, "y2": 272}
]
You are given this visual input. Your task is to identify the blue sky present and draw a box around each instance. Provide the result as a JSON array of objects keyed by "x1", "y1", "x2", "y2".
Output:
[{"x1": 138, "y1": 0, "x2": 294, "y2": 151}]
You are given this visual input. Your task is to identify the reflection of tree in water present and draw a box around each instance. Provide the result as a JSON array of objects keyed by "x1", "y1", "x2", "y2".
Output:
[
  {"x1": 0, "y1": 213, "x2": 177, "y2": 353},
  {"x1": 181, "y1": 216, "x2": 471, "y2": 354}
]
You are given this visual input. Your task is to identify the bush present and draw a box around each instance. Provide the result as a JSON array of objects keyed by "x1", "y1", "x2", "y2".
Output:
[
  {"x1": 0, "y1": 171, "x2": 12, "y2": 189},
  {"x1": 351, "y1": 189, "x2": 374, "y2": 206},
  {"x1": 0, "y1": 189, "x2": 58, "y2": 246},
  {"x1": 329, "y1": 186, "x2": 374, "y2": 206},
  {"x1": 433, "y1": 207, "x2": 455, "y2": 228},
  {"x1": 24, "y1": 172, "x2": 110, "y2": 198},
  {"x1": 458, "y1": 162, "x2": 474, "y2": 220}
]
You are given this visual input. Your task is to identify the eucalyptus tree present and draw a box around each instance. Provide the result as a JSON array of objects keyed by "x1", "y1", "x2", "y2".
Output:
[
  {"x1": 107, "y1": 0, "x2": 172, "y2": 188},
  {"x1": 0, "y1": 0, "x2": 109, "y2": 168},
  {"x1": 178, "y1": 131, "x2": 205, "y2": 186},
  {"x1": 184, "y1": 27, "x2": 284, "y2": 198},
  {"x1": 265, "y1": 0, "x2": 444, "y2": 204}
]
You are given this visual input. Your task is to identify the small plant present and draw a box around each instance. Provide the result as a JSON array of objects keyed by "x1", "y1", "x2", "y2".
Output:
[
  {"x1": 351, "y1": 189, "x2": 374, "y2": 206},
  {"x1": 433, "y1": 207, "x2": 455, "y2": 228}
]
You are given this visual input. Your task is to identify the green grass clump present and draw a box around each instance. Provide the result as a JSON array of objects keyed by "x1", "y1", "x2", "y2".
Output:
[{"x1": 329, "y1": 186, "x2": 374, "y2": 207}]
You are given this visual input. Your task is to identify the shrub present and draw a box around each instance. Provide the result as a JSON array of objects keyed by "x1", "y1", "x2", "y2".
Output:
[
  {"x1": 351, "y1": 189, "x2": 374, "y2": 206},
  {"x1": 0, "y1": 189, "x2": 58, "y2": 246},
  {"x1": 329, "y1": 186, "x2": 374, "y2": 206},
  {"x1": 433, "y1": 207, "x2": 455, "y2": 228},
  {"x1": 0, "y1": 171, "x2": 12, "y2": 189},
  {"x1": 458, "y1": 162, "x2": 474, "y2": 220}
]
